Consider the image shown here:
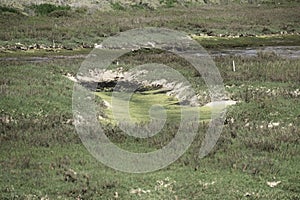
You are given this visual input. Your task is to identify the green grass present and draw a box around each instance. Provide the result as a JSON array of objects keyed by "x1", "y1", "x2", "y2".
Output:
[
  {"x1": 110, "y1": 2, "x2": 126, "y2": 11},
  {"x1": 194, "y1": 34, "x2": 300, "y2": 49},
  {"x1": 0, "y1": 55, "x2": 299, "y2": 199},
  {"x1": 95, "y1": 90, "x2": 213, "y2": 124},
  {"x1": 30, "y1": 3, "x2": 71, "y2": 16},
  {"x1": 2, "y1": 141, "x2": 298, "y2": 199},
  {"x1": 0, "y1": 2, "x2": 300, "y2": 199},
  {"x1": 0, "y1": 3, "x2": 299, "y2": 51}
]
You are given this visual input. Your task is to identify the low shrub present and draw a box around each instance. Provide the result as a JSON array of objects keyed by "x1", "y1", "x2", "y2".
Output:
[
  {"x1": 131, "y1": 2, "x2": 154, "y2": 10},
  {"x1": 110, "y1": 2, "x2": 125, "y2": 11},
  {"x1": 31, "y1": 3, "x2": 71, "y2": 16},
  {"x1": 0, "y1": 5, "x2": 20, "y2": 14},
  {"x1": 160, "y1": 0, "x2": 178, "y2": 8}
]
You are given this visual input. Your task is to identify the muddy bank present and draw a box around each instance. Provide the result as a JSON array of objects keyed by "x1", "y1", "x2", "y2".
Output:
[
  {"x1": 0, "y1": 54, "x2": 87, "y2": 62},
  {"x1": 72, "y1": 67, "x2": 203, "y2": 106},
  {"x1": 209, "y1": 46, "x2": 300, "y2": 59},
  {"x1": 1, "y1": 46, "x2": 300, "y2": 63}
]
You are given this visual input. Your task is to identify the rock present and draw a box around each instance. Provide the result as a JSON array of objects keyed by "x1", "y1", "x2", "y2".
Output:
[
  {"x1": 64, "y1": 168, "x2": 77, "y2": 182},
  {"x1": 64, "y1": 73, "x2": 78, "y2": 83},
  {"x1": 0, "y1": 115, "x2": 14, "y2": 124},
  {"x1": 267, "y1": 181, "x2": 281, "y2": 188},
  {"x1": 204, "y1": 100, "x2": 237, "y2": 108}
]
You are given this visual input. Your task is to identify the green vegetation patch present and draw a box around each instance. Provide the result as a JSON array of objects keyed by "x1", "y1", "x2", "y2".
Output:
[
  {"x1": 160, "y1": 0, "x2": 178, "y2": 8},
  {"x1": 194, "y1": 34, "x2": 300, "y2": 49},
  {"x1": 95, "y1": 90, "x2": 213, "y2": 124},
  {"x1": 110, "y1": 2, "x2": 125, "y2": 11},
  {"x1": 30, "y1": 3, "x2": 71, "y2": 16},
  {"x1": 0, "y1": 5, "x2": 20, "y2": 14}
]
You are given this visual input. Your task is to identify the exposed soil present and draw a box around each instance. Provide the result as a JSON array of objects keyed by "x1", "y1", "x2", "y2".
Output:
[{"x1": 2, "y1": 46, "x2": 300, "y2": 62}]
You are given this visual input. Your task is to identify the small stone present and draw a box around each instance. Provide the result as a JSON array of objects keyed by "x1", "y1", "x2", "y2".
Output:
[{"x1": 267, "y1": 181, "x2": 281, "y2": 187}]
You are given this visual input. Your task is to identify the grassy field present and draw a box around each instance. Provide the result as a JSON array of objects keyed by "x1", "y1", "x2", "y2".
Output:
[
  {"x1": 1, "y1": 2, "x2": 300, "y2": 200},
  {"x1": 1, "y1": 54, "x2": 299, "y2": 199},
  {"x1": 0, "y1": 2, "x2": 300, "y2": 51}
]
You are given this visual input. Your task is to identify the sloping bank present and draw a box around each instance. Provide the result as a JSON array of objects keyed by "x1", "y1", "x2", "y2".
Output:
[{"x1": 67, "y1": 67, "x2": 237, "y2": 123}]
